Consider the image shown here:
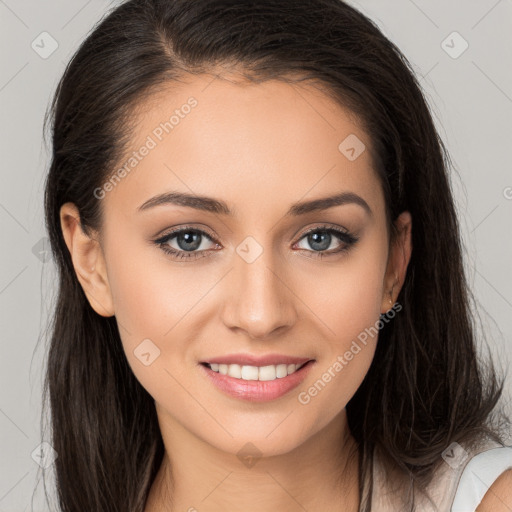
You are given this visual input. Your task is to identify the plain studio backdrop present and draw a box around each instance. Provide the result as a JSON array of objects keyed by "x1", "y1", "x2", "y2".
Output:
[{"x1": 0, "y1": 1, "x2": 511, "y2": 510}]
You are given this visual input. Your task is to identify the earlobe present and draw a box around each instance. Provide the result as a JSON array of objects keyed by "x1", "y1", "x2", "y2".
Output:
[
  {"x1": 381, "y1": 211, "x2": 413, "y2": 314},
  {"x1": 59, "y1": 202, "x2": 115, "y2": 317}
]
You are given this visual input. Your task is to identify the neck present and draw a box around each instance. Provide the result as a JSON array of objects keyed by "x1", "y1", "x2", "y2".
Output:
[{"x1": 145, "y1": 408, "x2": 361, "y2": 512}]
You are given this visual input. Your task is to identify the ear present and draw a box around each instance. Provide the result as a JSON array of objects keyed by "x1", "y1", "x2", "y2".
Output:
[
  {"x1": 60, "y1": 202, "x2": 115, "y2": 317},
  {"x1": 381, "y1": 211, "x2": 412, "y2": 314}
]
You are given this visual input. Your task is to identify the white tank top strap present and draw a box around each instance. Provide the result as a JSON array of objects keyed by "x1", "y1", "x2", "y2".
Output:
[{"x1": 450, "y1": 445, "x2": 512, "y2": 512}]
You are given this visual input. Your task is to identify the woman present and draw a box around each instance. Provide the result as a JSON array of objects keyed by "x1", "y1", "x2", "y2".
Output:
[{"x1": 42, "y1": 0, "x2": 512, "y2": 510}]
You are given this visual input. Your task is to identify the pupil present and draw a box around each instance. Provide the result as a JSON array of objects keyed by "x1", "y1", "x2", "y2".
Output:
[
  {"x1": 178, "y1": 231, "x2": 201, "y2": 251},
  {"x1": 310, "y1": 231, "x2": 330, "y2": 251}
]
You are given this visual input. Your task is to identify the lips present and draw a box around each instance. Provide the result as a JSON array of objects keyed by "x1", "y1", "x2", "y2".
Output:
[{"x1": 198, "y1": 353, "x2": 316, "y2": 401}]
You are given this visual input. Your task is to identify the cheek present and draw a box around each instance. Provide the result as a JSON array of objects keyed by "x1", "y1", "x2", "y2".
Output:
[
  {"x1": 106, "y1": 258, "x2": 195, "y2": 406},
  {"x1": 298, "y1": 233, "x2": 388, "y2": 408},
  {"x1": 312, "y1": 231, "x2": 388, "y2": 346},
  {"x1": 103, "y1": 236, "x2": 187, "y2": 369},
  {"x1": 104, "y1": 235, "x2": 225, "y2": 396},
  {"x1": 104, "y1": 224, "x2": 204, "y2": 337}
]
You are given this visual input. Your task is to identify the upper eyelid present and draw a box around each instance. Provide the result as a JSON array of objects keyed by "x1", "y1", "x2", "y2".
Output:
[{"x1": 155, "y1": 224, "x2": 216, "y2": 241}]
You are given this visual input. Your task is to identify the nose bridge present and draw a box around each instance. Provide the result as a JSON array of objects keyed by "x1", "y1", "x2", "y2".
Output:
[{"x1": 221, "y1": 234, "x2": 297, "y2": 338}]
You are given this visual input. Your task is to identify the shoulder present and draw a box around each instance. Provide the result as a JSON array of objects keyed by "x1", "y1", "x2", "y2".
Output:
[
  {"x1": 476, "y1": 468, "x2": 512, "y2": 511},
  {"x1": 450, "y1": 443, "x2": 512, "y2": 512}
]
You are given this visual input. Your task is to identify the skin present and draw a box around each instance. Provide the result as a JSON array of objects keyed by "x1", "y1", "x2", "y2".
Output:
[
  {"x1": 60, "y1": 72, "x2": 414, "y2": 511},
  {"x1": 477, "y1": 469, "x2": 512, "y2": 511}
]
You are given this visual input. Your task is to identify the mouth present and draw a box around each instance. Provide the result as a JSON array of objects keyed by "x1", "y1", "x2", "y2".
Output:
[
  {"x1": 198, "y1": 357, "x2": 316, "y2": 402},
  {"x1": 200, "y1": 360, "x2": 311, "y2": 381}
]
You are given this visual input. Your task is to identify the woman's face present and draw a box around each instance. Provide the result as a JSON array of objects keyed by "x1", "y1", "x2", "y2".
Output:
[{"x1": 62, "y1": 73, "x2": 411, "y2": 457}]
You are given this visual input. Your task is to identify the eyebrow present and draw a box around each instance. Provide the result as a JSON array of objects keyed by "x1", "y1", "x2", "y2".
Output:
[{"x1": 137, "y1": 190, "x2": 372, "y2": 217}]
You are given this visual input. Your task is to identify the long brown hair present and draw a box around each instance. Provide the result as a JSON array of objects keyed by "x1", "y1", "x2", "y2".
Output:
[{"x1": 41, "y1": 0, "x2": 507, "y2": 510}]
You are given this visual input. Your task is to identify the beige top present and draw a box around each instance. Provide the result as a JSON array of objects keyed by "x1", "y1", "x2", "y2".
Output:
[{"x1": 370, "y1": 438, "x2": 512, "y2": 511}]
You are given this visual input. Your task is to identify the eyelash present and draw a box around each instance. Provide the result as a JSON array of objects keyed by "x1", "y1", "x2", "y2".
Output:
[{"x1": 154, "y1": 224, "x2": 359, "y2": 261}]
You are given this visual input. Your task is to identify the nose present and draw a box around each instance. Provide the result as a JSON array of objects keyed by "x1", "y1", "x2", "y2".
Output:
[{"x1": 220, "y1": 243, "x2": 298, "y2": 340}]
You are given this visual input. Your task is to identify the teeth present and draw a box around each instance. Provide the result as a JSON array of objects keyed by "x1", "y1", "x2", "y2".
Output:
[
  {"x1": 207, "y1": 362, "x2": 307, "y2": 381},
  {"x1": 227, "y1": 364, "x2": 241, "y2": 378},
  {"x1": 276, "y1": 364, "x2": 287, "y2": 378},
  {"x1": 241, "y1": 365, "x2": 259, "y2": 380},
  {"x1": 258, "y1": 365, "x2": 276, "y2": 381}
]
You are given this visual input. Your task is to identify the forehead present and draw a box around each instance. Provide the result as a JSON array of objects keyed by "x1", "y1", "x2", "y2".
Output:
[{"x1": 101, "y1": 73, "x2": 383, "y2": 222}]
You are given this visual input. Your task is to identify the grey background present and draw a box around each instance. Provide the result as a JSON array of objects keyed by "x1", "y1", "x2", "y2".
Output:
[{"x1": 1, "y1": 1, "x2": 511, "y2": 510}]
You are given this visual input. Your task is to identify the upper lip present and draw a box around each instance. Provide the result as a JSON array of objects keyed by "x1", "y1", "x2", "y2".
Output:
[{"x1": 201, "y1": 353, "x2": 314, "y2": 366}]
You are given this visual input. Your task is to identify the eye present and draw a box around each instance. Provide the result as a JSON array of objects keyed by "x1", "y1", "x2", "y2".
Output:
[
  {"x1": 293, "y1": 224, "x2": 359, "y2": 258},
  {"x1": 154, "y1": 226, "x2": 220, "y2": 260},
  {"x1": 154, "y1": 224, "x2": 359, "y2": 261}
]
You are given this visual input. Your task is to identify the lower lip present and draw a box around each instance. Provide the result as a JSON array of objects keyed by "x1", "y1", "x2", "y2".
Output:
[{"x1": 199, "y1": 361, "x2": 315, "y2": 402}]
